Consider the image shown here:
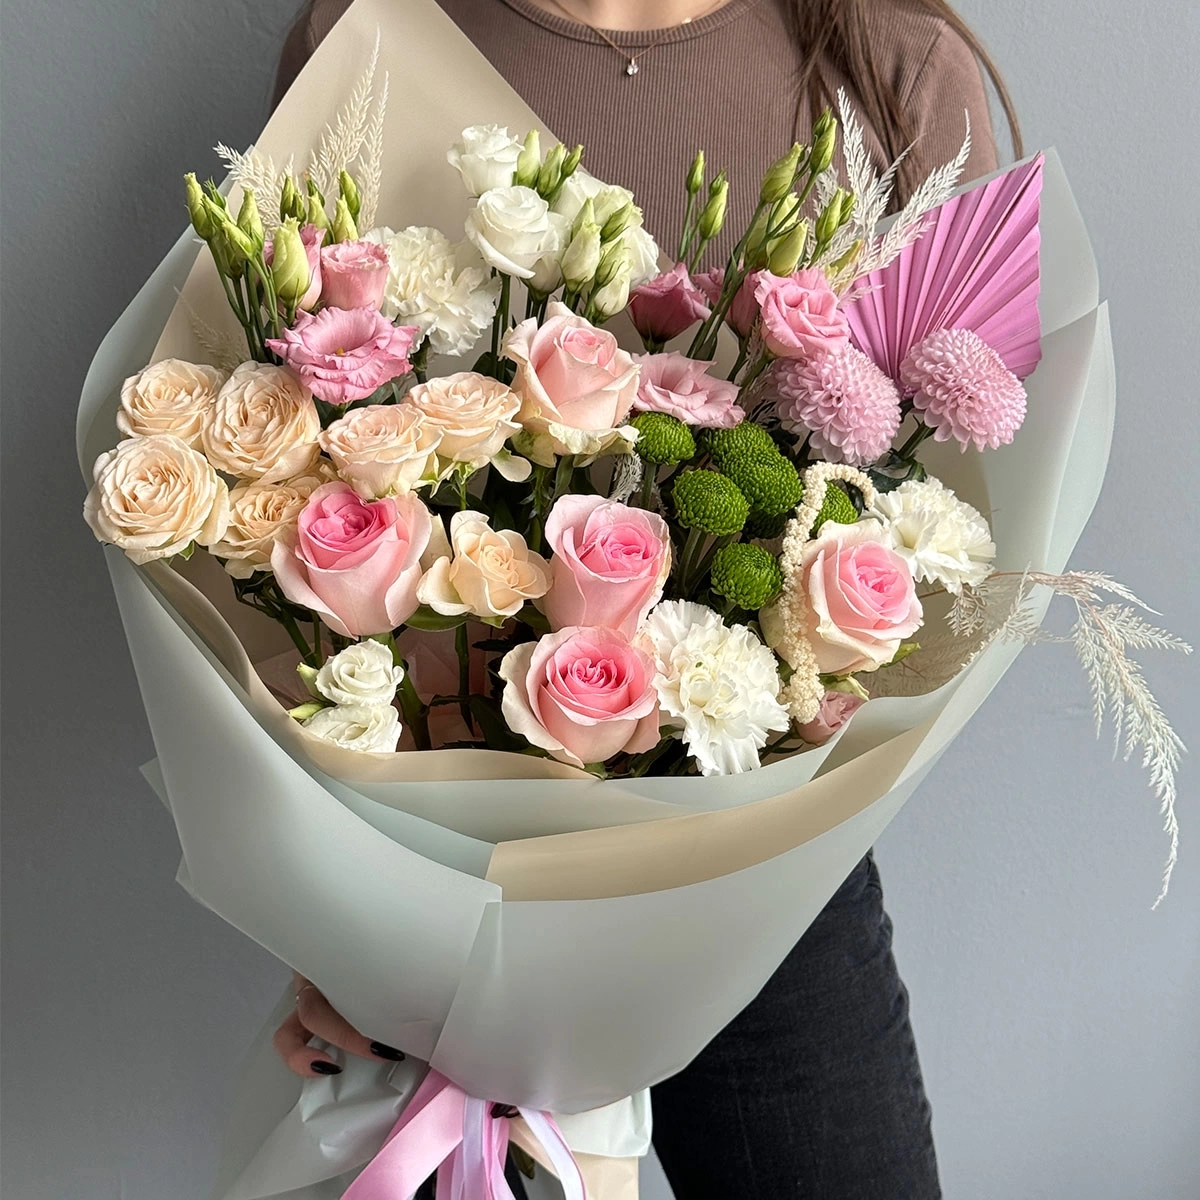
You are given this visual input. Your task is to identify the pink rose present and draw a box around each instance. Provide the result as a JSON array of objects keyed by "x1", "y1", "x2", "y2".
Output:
[
  {"x1": 265, "y1": 223, "x2": 325, "y2": 311},
  {"x1": 499, "y1": 625, "x2": 660, "y2": 767},
  {"x1": 797, "y1": 690, "x2": 866, "y2": 744},
  {"x1": 267, "y1": 307, "x2": 419, "y2": 405},
  {"x1": 755, "y1": 269, "x2": 850, "y2": 360},
  {"x1": 631, "y1": 352, "x2": 745, "y2": 429},
  {"x1": 270, "y1": 481, "x2": 432, "y2": 637},
  {"x1": 318, "y1": 240, "x2": 390, "y2": 311},
  {"x1": 627, "y1": 262, "x2": 711, "y2": 345},
  {"x1": 801, "y1": 520, "x2": 923, "y2": 674},
  {"x1": 502, "y1": 301, "x2": 640, "y2": 461},
  {"x1": 541, "y1": 495, "x2": 671, "y2": 636},
  {"x1": 693, "y1": 268, "x2": 765, "y2": 339}
]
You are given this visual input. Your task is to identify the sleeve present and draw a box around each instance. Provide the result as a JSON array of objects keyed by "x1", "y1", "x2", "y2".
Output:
[{"x1": 903, "y1": 21, "x2": 1000, "y2": 186}]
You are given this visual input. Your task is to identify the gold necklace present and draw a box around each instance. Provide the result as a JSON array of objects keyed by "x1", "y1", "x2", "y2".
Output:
[{"x1": 543, "y1": 0, "x2": 730, "y2": 77}]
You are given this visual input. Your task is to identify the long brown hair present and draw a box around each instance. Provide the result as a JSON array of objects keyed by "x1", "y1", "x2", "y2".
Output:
[{"x1": 784, "y1": 0, "x2": 1022, "y2": 194}]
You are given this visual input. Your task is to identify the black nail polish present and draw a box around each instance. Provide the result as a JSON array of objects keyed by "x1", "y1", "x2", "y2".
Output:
[
  {"x1": 491, "y1": 1103, "x2": 519, "y2": 1119},
  {"x1": 311, "y1": 1060, "x2": 342, "y2": 1075},
  {"x1": 370, "y1": 1041, "x2": 406, "y2": 1062}
]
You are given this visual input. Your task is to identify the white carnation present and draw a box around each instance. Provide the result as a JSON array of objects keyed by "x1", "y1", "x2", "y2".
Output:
[
  {"x1": 303, "y1": 703, "x2": 401, "y2": 753},
  {"x1": 314, "y1": 640, "x2": 406, "y2": 708},
  {"x1": 869, "y1": 477, "x2": 995, "y2": 594},
  {"x1": 640, "y1": 600, "x2": 789, "y2": 776},
  {"x1": 362, "y1": 226, "x2": 501, "y2": 358},
  {"x1": 447, "y1": 124, "x2": 523, "y2": 196}
]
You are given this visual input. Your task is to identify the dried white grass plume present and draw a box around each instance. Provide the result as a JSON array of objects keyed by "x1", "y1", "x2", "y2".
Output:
[
  {"x1": 952, "y1": 569, "x2": 1191, "y2": 906},
  {"x1": 183, "y1": 295, "x2": 246, "y2": 371},
  {"x1": 608, "y1": 450, "x2": 644, "y2": 504},
  {"x1": 214, "y1": 145, "x2": 294, "y2": 236},
  {"x1": 357, "y1": 70, "x2": 390, "y2": 230}
]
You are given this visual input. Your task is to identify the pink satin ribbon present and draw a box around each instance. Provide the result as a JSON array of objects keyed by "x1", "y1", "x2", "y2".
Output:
[{"x1": 341, "y1": 1070, "x2": 587, "y2": 1200}]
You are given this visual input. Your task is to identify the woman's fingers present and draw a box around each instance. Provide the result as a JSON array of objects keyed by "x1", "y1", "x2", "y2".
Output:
[
  {"x1": 295, "y1": 983, "x2": 406, "y2": 1065},
  {"x1": 273, "y1": 1007, "x2": 342, "y2": 1077}
]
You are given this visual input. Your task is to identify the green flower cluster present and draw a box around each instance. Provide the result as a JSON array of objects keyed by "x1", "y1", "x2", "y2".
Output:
[
  {"x1": 703, "y1": 421, "x2": 803, "y2": 529},
  {"x1": 671, "y1": 469, "x2": 750, "y2": 536},
  {"x1": 630, "y1": 412, "x2": 696, "y2": 466},
  {"x1": 710, "y1": 543, "x2": 784, "y2": 610},
  {"x1": 812, "y1": 482, "x2": 859, "y2": 532}
]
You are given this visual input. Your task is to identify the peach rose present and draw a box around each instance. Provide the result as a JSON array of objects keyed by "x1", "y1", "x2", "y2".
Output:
[
  {"x1": 502, "y1": 301, "x2": 640, "y2": 463},
  {"x1": 117, "y1": 359, "x2": 226, "y2": 448},
  {"x1": 319, "y1": 404, "x2": 443, "y2": 498},
  {"x1": 403, "y1": 372, "x2": 525, "y2": 477},
  {"x1": 208, "y1": 463, "x2": 336, "y2": 579},
  {"x1": 417, "y1": 510, "x2": 551, "y2": 621},
  {"x1": 202, "y1": 362, "x2": 321, "y2": 482},
  {"x1": 800, "y1": 520, "x2": 923, "y2": 674},
  {"x1": 84, "y1": 433, "x2": 229, "y2": 564}
]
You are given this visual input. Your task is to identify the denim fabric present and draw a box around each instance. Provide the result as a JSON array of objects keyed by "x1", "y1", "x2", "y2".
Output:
[{"x1": 649, "y1": 852, "x2": 940, "y2": 1199}]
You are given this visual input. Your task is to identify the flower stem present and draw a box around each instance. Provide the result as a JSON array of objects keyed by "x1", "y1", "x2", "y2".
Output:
[
  {"x1": 455, "y1": 622, "x2": 474, "y2": 733},
  {"x1": 896, "y1": 421, "x2": 934, "y2": 462},
  {"x1": 637, "y1": 465, "x2": 656, "y2": 510}
]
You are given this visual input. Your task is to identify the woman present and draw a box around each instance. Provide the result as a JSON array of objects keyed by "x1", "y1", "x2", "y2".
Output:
[{"x1": 271, "y1": 2, "x2": 1020, "y2": 1196}]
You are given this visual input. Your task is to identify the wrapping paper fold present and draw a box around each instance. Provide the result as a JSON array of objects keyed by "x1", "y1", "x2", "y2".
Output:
[{"x1": 77, "y1": 1, "x2": 1115, "y2": 1193}]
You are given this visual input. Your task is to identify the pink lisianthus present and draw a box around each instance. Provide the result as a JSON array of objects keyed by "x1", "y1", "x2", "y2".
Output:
[
  {"x1": 693, "y1": 268, "x2": 765, "y2": 339},
  {"x1": 797, "y1": 689, "x2": 866, "y2": 744},
  {"x1": 627, "y1": 262, "x2": 711, "y2": 345},
  {"x1": 267, "y1": 307, "x2": 419, "y2": 405},
  {"x1": 631, "y1": 352, "x2": 745, "y2": 428},
  {"x1": 318, "y1": 240, "x2": 390, "y2": 311},
  {"x1": 541, "y1": 494, "x2": 671, "y2": 637},
  {"x1": 499, "y1": 625, "x2": 660, "y2": 767},
  {"x1": 265, "y1": 223, "x2": 325, "y2": 311},
  {"x1": 755, "y1": 269, "x2": 850, "y2": 360},
  {"x1": 270, "y1": 481, "x2": 432, "y2": 637},
  {"x1": 800, "y1": 520, "x2": 923, "y2": 674}
]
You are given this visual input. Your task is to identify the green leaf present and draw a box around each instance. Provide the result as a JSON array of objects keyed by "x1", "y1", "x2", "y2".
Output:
[
  {"x1": 468, "y1": 695, "x2": 528, "y2": 753},
  {"x1": 287, "y1": 701, "x2": 326, "y2": 721},
  {"x1": 402, "y1": 606, "x2": 470, "y2": 632}
]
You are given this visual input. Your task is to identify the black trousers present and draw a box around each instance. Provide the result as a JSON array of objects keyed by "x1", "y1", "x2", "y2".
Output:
[
  {"x1": 480, "y1": 853, "x2": 938, "y2": 1200},
  {"x1": 649, "y1": 852, "x2": 940, "y2": 1198}
]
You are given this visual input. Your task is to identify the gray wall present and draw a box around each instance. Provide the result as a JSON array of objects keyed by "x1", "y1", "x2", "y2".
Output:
[{"x1": 2, "y1": 2, "x2": 1197, "y2": 1198}]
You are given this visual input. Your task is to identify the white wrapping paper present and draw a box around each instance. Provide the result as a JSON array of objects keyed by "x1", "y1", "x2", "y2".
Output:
[{"x1": 77, "y1": 1, "x2": 1115, "y2": 1194}]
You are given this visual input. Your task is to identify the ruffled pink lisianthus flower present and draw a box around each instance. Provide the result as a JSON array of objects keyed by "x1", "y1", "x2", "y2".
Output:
[
  {"x1": 755, "y1": 268, "x2": 850, "y2": 360},
  {"x1": 267, "y1": 307, "x2": 419, "y2": 405},
  {"x1": 627, "y1": 262, "x2": 711, "y2": 344},
  {"x1": 900, "y1": 327, "x2": 1028, "y2": 451},
  {"x1": 631, "y1": 352, "x2": 744, "y2": 428},
  {"x1": 774, "y1": 344, "x2": 902, "y2": 465},
  {"x1": 693, "y1": 268, "x2": 765, "y2": 339},
  {"x1": 319, "y1": 240, "x2": 390, "y2": 311}
]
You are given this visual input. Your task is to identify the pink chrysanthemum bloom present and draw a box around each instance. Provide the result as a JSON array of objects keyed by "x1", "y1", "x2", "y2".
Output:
[
  {"x1": 773, "y1": 344, "x2": 902, "y2": 466},
  {"x1": 900, "y1": 328, "x2": 1027, "y2": 452}
]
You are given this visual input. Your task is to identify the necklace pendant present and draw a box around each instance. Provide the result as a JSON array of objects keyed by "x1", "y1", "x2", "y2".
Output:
[{"x1": 625, "y1": 57, "x2": 639, "y2": 76}]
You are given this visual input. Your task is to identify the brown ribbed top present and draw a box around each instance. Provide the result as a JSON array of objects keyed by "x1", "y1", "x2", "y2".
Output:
[{"x1": 277, "y1": 0, "x2": 998, "y2": 261}]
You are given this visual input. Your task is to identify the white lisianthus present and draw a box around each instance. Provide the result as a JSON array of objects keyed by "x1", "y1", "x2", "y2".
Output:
[
  {"x1": 621, "y1": 224, "x2": 661, "y2": 289},
  {"x1": 447, "y1": 124, "x2": 524, "y2": 196},
  {"x1": 466, "y1": 187, "x2": 570, "y2": 281},
  {"x1": 639, "y1": 600, "x2": 790, "y2": 776},
  {"x1": 314, "y1": 640, "x2": 406, "y2": 708},
  {"x1": 551, "y1": 170, "x2": 660, "y2": 288},
  {"x1": 869, "y1": 477, "x2": 996, "y2": 594},
  {"x1": 362, "y1": 227, "x2": 501, "y2": 357},
  {"x1": 302, "y1": 703, "x2": 402, "y2": 753},
  {"x1": 417, "y1": 510, "x2": 551, "y2": 621}
]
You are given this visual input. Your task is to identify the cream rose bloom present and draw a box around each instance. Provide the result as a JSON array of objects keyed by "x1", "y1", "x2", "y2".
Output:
[
  {"x1": 117, "y1": 359, "x2": 226, "y2": 448},
  {"x1": 84, "y1": 433, "x2": 230, "y2": 565},
  {"x1": 302, "y1": 703, "x2": 402, "y2": 753},
  {"x1": 208, "y1": 463, "x2": 335, "y2": 579},
  {"x1": 202, "y1": 362, "x2": 321, "y2": 482},
  {"x1": 417, "y1": 510, "x2": 551, "y2": 621},
  {"x1": 319, "y1": 404, "x2": 443, "y2": 498},
  {"x1": 465, "y1": 186, "x2": 570, "y2": 282},
  {"x1": 403, "y1": 371, "x2": 529, "y2": 480}
]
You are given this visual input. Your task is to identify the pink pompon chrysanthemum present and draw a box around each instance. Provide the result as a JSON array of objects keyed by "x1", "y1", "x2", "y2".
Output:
[
  {"x1": 773, "y1": 344, "x2": 902, "y2": 466},
  {"x1": 900, "y1": 327, "x2": 1027, "y2": 452}
]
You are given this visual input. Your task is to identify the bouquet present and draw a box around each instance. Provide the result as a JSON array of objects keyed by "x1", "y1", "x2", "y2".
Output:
[{"x1": 78, "y1": 2, "x2": 1188, "y2": 1196}]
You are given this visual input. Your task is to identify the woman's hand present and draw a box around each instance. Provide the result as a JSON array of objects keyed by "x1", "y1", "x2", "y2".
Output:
[{"x1": 274, "y1": 973, "x2": 406, "y2": 1077}]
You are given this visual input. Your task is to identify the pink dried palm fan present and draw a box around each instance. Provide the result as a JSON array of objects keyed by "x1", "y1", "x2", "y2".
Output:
[{"x1": 845, "y1": 155, "x2": 1045, "y2": 383}]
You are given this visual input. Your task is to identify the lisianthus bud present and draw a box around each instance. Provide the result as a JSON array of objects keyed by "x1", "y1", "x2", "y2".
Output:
[
  {"x1": 237, "y1": 188, "x2": 265, "y2": 252},
  {"x1": 600, "y1": 201, "x2": 636, "y2": 243},
  {"x1": 571, "y1": 196, "x2": 597, "y2": 238},
  {"x1": 697, "y1": 173, "x2": 729, "y2": 240},
  {"x1": 767, "y1": 218, "x2": 808, "y2": 275},
  {"x1": 270, "y1": 217, "x2": 312, "y2": 307},
  {"x1": 686, "y1": 150, "x2": 706, "y2": 196},
  {"x1": 561, "y1": 144, "x2": 584, "y2": 182},
  {"x1": 306, "y1": 180, "x2": 330, "y2": 232},
  {"x1": 562, "y1": 222, "x2": 602, "y2": 292},
  {"x1": 331, "y1": 197, "x2": 359, "y2": 244},
  {"x1": 810, "y1": 115, "x2": 839, "y2": 175},
  {"x1": 185, "y1": 174, "x2": 215, "y2": 239},
  {"x1": 338, "y1": 169, "x2": 362, "y2": 221},
  {"x1": 207, "y1": 199, "x2": 256, "y2": 262},
  {"x1": 815, "y1": 189, "x2": 848, "y2": 245},
  {"x1": 760, "y1": 143, "x2": 803, "y2": 204},
  {"x1": 280, "y1": 176, "x2": 305, "y2": 222},
  {"x1": 515, "y1": 129, "x2": 541, "y2": 187},
  {"x1": 536, "y1": 142, "x2": 566, "y2": 197},
  {"x1": 590, "y1": 273, "x2": 631, "y2": 322},
  {"x1": 829, "y1": 237, "x2": 864, "y2": 277},
  {"x1": 595, "y1": 241, "x2": 631, "y2": 288}
]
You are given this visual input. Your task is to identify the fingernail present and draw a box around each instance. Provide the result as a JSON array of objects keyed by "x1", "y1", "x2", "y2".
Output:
[
  {"x1": 491, "y1": 1103, "x2": 519, "y2": 1119},
  {"x1": 311, "y1": 1061, "x2": 342, "y2": 1075},
  {"x1": 370, "y1": 1041, "x2": 405, "y2": 1062}
]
